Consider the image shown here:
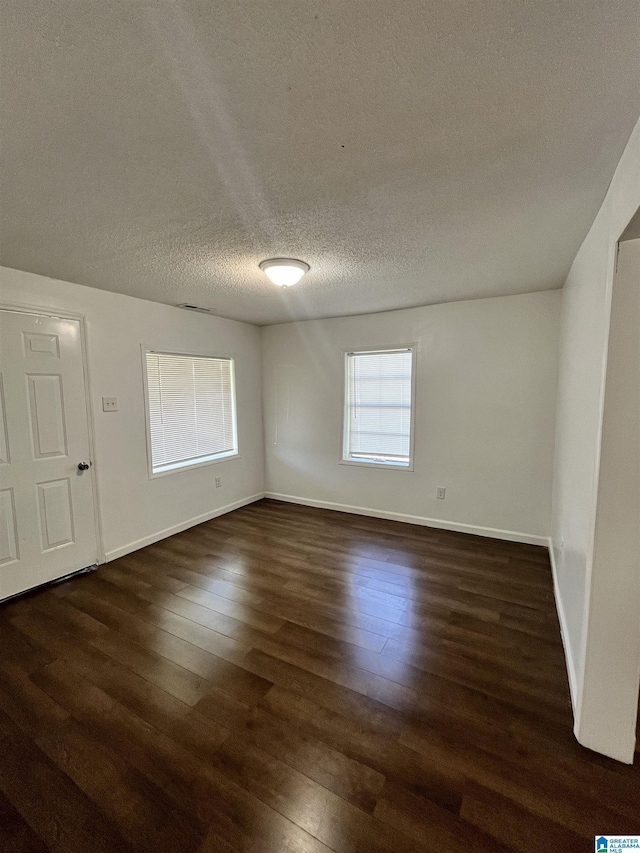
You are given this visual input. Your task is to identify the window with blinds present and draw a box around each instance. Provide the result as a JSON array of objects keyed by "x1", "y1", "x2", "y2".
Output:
[
  {"x1": 343, "y1": 347, "x2": 415, "y2": 468},
  {"x1": 144, "y1": 351, "x2": 238, "y2": 475}
]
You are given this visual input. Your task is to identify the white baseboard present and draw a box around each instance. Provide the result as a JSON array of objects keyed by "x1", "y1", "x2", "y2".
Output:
[
  {"x1": 547, "y1": 537, "x2": 579, "y2": 713},
  {"x1": 104, "y1": 492, "x2": 265, "y2": 562},
  {"x1": 264, "y1": 492, "x2": 549, "y2": 547}
]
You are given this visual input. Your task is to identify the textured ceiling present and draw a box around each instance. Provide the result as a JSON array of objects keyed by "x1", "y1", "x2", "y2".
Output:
[{"x1": 1, "y1": 1, "x2": 639, "y2": 326}]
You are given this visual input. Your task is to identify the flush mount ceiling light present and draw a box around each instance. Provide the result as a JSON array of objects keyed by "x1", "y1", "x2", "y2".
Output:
[{"x1": 259, "y1": 257, "x2": 309, "y2": 287}]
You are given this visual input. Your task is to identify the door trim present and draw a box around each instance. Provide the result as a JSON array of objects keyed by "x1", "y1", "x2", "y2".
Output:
[{"x1": 0, "y1": 301, "x2": 104, "y2": 564}]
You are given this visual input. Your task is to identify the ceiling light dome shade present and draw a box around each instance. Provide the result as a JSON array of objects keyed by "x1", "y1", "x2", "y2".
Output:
[{"x1": 259, "y1": 258, "x2": 309, "y2": 287}]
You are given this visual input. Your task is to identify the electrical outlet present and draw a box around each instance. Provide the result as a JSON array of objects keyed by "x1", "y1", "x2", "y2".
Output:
[
  {"x1": 436, "y1": 487, "x2": 446, "y2": 500},
  {"x1": 102, "y1": 397, "x2": 118, "y2": 412},
  {"x1": 215, "y1": 477, "x2": 222, "y2": 488}
]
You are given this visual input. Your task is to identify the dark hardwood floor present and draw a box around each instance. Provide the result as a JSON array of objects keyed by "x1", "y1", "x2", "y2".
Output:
[{"x1": 1, "y1": 499, "x2": 638, "y2": 852}]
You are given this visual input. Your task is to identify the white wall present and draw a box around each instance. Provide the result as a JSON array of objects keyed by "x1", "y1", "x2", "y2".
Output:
[
  {"x1": 579, "y1": 238, "x2": 640, "y2": 762},
  {"x1": 262, "y1": 290, "x2": 560, "y2": 544},
  {"x1": 551, "y1": 115, "x2": 640, "y2": 762},
  {"x1": 0, "y1": 267, "x2": 265, "y2": 561}
]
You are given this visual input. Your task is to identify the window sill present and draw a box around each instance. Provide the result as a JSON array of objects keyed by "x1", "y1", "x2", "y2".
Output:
[
  {"x1": 339, "y1": 458, "x2": 414, "y2": 472},
  {"x1": 150, "y1": 451, "x2": 240, "y2": 479}
]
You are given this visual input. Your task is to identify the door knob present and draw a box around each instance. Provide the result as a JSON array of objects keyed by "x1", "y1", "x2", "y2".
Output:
[{"x1": 77, "y1": 462, "x2": 90, "y2": 471}]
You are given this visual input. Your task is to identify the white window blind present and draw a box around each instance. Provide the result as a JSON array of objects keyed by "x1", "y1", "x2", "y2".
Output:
[
  {"x1": 344, "y1": 348, "x2": 414, "y2": 467},
  {"x1": 145, "y1": 351, "x2": 237, "y2": 474}
]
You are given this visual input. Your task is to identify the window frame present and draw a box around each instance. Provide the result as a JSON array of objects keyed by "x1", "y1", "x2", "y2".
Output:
[
  {"x1": 340, "y1": 344, "x2": 417, "y2": 472},
  {"x1": 142, "y1": 346, "x2": 239, "y2": 479}
]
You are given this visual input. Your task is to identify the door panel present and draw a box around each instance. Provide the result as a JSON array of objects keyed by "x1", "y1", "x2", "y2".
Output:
[
  {"x1": 27, "y1": 374, "x2": 68, "y2": 457},
  {"x1": 0, "y1": 310, "x2": 97, "y2": 599},
  {"x1": 0, "y1": 377, "x2": 9, "y2": 464},
  {"x1": 0, "y1": 488, "x2": 19, "y2": 564},
  {"x1": 23, "y1": 332, "x2": 60, "y2": 357},
  {"x1": 37, "y1": 478, "x2": 75, "y2": 550}
]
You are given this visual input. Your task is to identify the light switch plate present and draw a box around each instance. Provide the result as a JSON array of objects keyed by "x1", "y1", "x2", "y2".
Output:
[{"x1": 102, "y1": 397, "x2": 118, "y2": 412}]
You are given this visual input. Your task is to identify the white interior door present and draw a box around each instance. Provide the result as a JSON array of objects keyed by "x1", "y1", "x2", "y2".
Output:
[{"x1": 0, "y1": 310, "x2": 98, "y2": 600}]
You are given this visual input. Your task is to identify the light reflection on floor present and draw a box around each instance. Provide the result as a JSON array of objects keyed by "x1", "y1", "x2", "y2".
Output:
[{"x1": 340, "y1": 543, "x2": 419, "y2": 683}]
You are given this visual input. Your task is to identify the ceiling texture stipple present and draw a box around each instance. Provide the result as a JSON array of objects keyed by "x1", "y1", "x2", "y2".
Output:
[{"x1": 1, "y1": 1, "x2": 639, "y2": 326}]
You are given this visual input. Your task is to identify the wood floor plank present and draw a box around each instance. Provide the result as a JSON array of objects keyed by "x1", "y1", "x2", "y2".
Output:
[
  {"x1": 179, "y1": 581, "x2": 392, "y2": 651},
  {"x1": 459, "y1": 785, "x2": 587, "y2": 853},
  {"x1": 90, "y1": 630, "x2": 214, "y2": 706},
  {"x1": 8, "y1": 608, "x2": 110, "y2": 676},
  {"x1": 0, "y1": 667, "x2": 202, "y2": 852},
  {"x1": 0, "y1": 788, "x2": 49, "y2": 853},
  {"x1": 372, "y1": 780, "x2": 511, "y2": 853},
  {"x1": 0, "y1": 620, "x2": 53, "y2": 675},
  {"x1": 257, "y1": 685, "x2": 465, "y2": 815},
  {"x1": 0, "y1": 715, "x2": 134, "y2": 853},
  {"x1": 1, "y1": 498, "x2": 638, "y2": 851},
  {"x1": 399, "y1": 724, "x2": 638, "y2": 837},
  {"x1": 87, "y1": 656, "x2": 231, "y2": 758}
]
